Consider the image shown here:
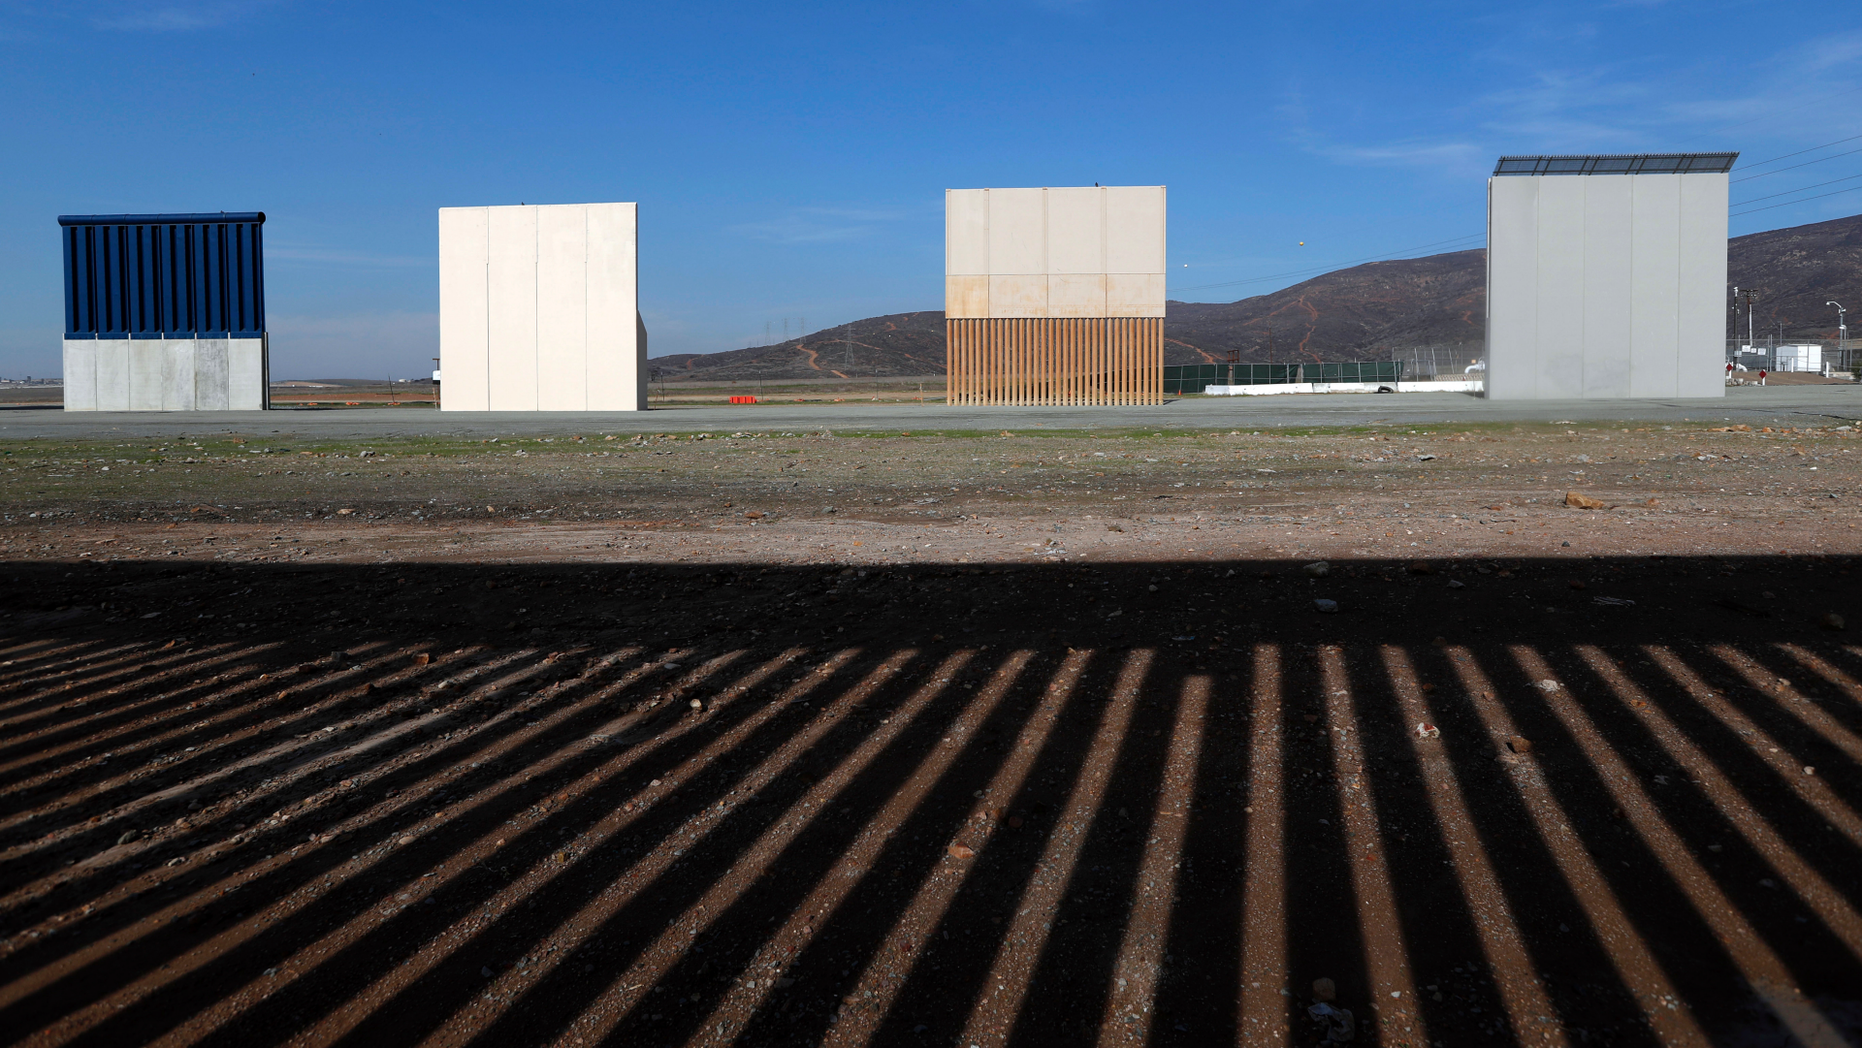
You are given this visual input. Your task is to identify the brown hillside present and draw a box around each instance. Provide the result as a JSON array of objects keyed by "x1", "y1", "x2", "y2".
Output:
[
  {"x1": 1726, "y1": 212, "x2": 1862, "y2": 341},
  {"x1": 651, "y1": 312, "x2": 945, "y2": 382},
  {"x1": 650, "y1": 213, "x2": 1862, "y2": 377}
]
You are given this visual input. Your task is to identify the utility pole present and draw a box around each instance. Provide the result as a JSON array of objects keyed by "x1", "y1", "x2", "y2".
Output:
[
  {"x1": 1733, "y1": 287, "x2": 1760, "y2": 347},
  {"x1": 1829, "y1": 300, "x2": 1848, "y2": 370}
]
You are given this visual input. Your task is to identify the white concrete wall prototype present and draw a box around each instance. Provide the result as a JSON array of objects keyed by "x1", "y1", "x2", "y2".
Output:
[
  {"x1": 945, "y1": 186, "x2": 1166, "y2": 319},
  {"x1": 1486, "y1": 171, "x2": 1728, "y2": 400},
  {"x1": 439, "y1": 202, "x2": 646, "y2": 411},
  {"x1": 62, "y1": 337, "x2": 266, "y2": 411}
]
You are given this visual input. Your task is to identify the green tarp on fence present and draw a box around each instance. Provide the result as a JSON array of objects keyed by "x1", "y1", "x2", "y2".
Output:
[{"x1": 1162, "y1": 361, "x2": 1404, "y2": 394}]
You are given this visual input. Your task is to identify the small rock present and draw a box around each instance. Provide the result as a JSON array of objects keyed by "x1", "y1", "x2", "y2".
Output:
[
  {"x1": 688, "y1": 698, "x2": 704, "y2": 710},
  {"x1": 1106, "y1": 523, "x2": 1124, "y2": 533},
  {"x1": 1565, "y1": 491, "x2": 1607, "y2": 510},
  {"x1": 398, "y1": 835, "x2": 415, "y2": 846},
  {"x1": 1823, "y1": 613, "x2": 1845, "y2": 630},
  {"x1": 1313, "y1": 599, "x2": 1339, "y2": 614},
  {"x1": 1406, "y1": 561, "x2": 1435, "y2": 575},
  {"x1": 1303, "y1": 561, "x2": 1330, "y2": 578},
  {"x1": 1415, "y1": 722, "x2": 1440, "y2": 739},
  {"x1": 1533, "y1": 679, "x2": 1560, "y2": 692},
  {"x1": 1446, "y1": 579, "x2": 1465, "y2": 589},
  {"x1": 947, "y1": 843, "x2": 975, "y2": 859},
  {"x1": 116, "y1": 830, "x2": 139, "y2": 846},
  {"x1": 482, "y1": 966, "x2": 494, "y2": 978},
  {"x1": 744, "y1": 511, "x2": 765, "y2": 519},
  {"x1": 1312, "y1": 977, "x2": 1337, "y2": 1002},
  {"x1": 1568, "y1": 579, "x2": 1586, "y2": 590},
  {"x1": 1507, "y1": 736, "x2": 1533, "y2": 755},
  {"x1": 413, "y1": 653, "x2": 431, "y2": 666}
]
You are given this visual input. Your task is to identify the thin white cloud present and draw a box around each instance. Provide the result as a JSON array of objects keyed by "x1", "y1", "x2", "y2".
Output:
[
  {"x1": 730, "y1": 205, "x2": 911, "y2": 244},
  {"x1": 1319, "y1": 141, "x2": 1488, "y2": 170},
  {"x1": 87, "y1": 1, "x2": 274, "y2": 32},
  {"x1": 1804, "y1": 30, "x2": 1862, "y2": 72}
]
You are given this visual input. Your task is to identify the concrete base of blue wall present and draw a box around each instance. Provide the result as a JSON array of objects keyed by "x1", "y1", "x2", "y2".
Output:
[{"x1": 63, "y1": 337, "x2": 268, "y2": 411}]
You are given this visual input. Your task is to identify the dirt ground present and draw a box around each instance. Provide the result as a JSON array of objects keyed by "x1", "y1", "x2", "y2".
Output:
[{"x1": 2, "y1": 420, "x2": 1860, "y2": 1047}]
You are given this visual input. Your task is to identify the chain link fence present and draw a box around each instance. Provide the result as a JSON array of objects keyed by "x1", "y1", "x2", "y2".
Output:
[{"x1": 1725, "y1": 339, "x2": 1855, "y2": 377}]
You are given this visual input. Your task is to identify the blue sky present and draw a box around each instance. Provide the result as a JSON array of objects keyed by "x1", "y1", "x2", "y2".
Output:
[{"x1": 2, "y1": 1, "x2": 1859, "y2": 379}]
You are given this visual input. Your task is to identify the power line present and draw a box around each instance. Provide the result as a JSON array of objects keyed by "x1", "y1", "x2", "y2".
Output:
[
  {"x1": 1732, "y1": 131, "x2": 1862, "y2": 173},
  {"x1": 1168, "y1": 233, "x2": 1484, "y2": 294},
  {"x1": 1733, "y1": 144, "x2": 1862, "y2": 182},
  {"x1": 1730, "y1": 183, "x2": 1862, "y2": 218},
  {"x1": 1708, "y1": 85, "x2": 1862, "y2": 136},
  {"x1": 1731, "y1": 170, "x2": 1862, "y2": 208}
]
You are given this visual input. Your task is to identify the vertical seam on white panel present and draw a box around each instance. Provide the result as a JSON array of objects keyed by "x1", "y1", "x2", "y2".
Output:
[
  {"x1": 584, "y1": 206, "x2": 591, "y2": 411},
  {"x1": 533, "y1": 207, "x2": 540, "y2": 412},
  {"x1": 1578, "y1": 177, "x2": 1587, "y2": 399},
  {"x1": 1683, "y1": 178, "x2": 1698, "y2": 396},
  {"x1": 481, "y1": 210, "x2": 490, "y2": 410},
  {"x1": 983, "y1": 190, "x2": 993, "y2": 319}
]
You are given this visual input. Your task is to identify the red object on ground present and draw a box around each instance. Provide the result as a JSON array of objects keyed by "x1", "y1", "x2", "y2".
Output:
[{"x1": 729, "y1": 395, "x2": 757, "y2": 404}]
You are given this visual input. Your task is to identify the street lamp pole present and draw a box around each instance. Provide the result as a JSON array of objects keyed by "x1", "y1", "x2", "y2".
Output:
[{"x1": 1829, "y1": 301, "x2": 1848, "y2": 371}]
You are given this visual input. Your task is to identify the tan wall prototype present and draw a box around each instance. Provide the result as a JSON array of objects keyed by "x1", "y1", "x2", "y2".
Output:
[
  {"x1": 945, "y1": 186, "x2": 1165, "y2": 405},
  {"x1": 945, "y1": 186, "x2": 1166, "y2": 319},
  {"x1": 439, "y1": 202, "x2": 647, "y2": 411}
]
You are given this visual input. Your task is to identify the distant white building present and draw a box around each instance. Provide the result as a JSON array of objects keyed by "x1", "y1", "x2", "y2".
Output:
[
  {"x1": 438, "y1": 203, "x2": 646, "y2": 411},
  {"x1": 1485, "y1": 153, "x2": 1736, "y2": 400},
  {"x1": 1774, "y1": 344, "x2": 1824, "y2": 373}
]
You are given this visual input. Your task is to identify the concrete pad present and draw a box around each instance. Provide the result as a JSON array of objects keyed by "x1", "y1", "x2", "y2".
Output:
[
  {"x1": 945, "y1": 190, "x2": 990, "y2": 276},
  {"x1": 95, "y1": 341, "x2": 130, "y2": 411},
  {"x1": 228, "y1": 338, "x2": 266, "y2": 410},
  {"x1": 163, "y1": 339, "x2": 199, "y2": 410},
  {"x1": 945, "y1": 276, "x2": 989, "y2": 319},
  {"x1": 62, "y1": 340, "x2": 98, "y2": 411},
  {"x1": 196, "y1": 339, "x2": 231, "y2": 410},
  {"x1": 989, "y1": 275, "x2": 1049, "y2": 318},
  {"x1": 127, "y1": 342, "x2": 164, "y2": 411},
  {"x1": 1046, "y1": 274, "x2": 1105, "y2": 317}
]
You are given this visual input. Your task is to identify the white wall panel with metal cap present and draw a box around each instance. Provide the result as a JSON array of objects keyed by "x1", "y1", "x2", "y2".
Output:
[
  {"x1": 1485, "y1": 177, "x2": 1538, "y2": 399},
  {"x1": 1627, "y1": 176, "x2": 1682, "y2": 397},
  {"x1": 1676, "y1": 174, "x2": 1730, "y2": 397},
  {"x1": 1486, "y1": 154, "x2": 1731, "y2": 400},
  {"x1": 1581, "y1": 177, "x2": 1634, "y2": 398}
]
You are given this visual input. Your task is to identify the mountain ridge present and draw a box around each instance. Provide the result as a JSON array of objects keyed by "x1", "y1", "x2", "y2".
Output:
[{"x1": 650, "y1": 213, "x2": 1862, "y2": 381}]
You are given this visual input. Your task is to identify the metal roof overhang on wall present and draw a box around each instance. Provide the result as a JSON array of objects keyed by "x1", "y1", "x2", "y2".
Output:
[
  {"x1": 1493, "y1": 153, "x2": 1739, "y2": 176},
  {"x1": 57, "y1": 212, "x2": 266, "y2": 340}
]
